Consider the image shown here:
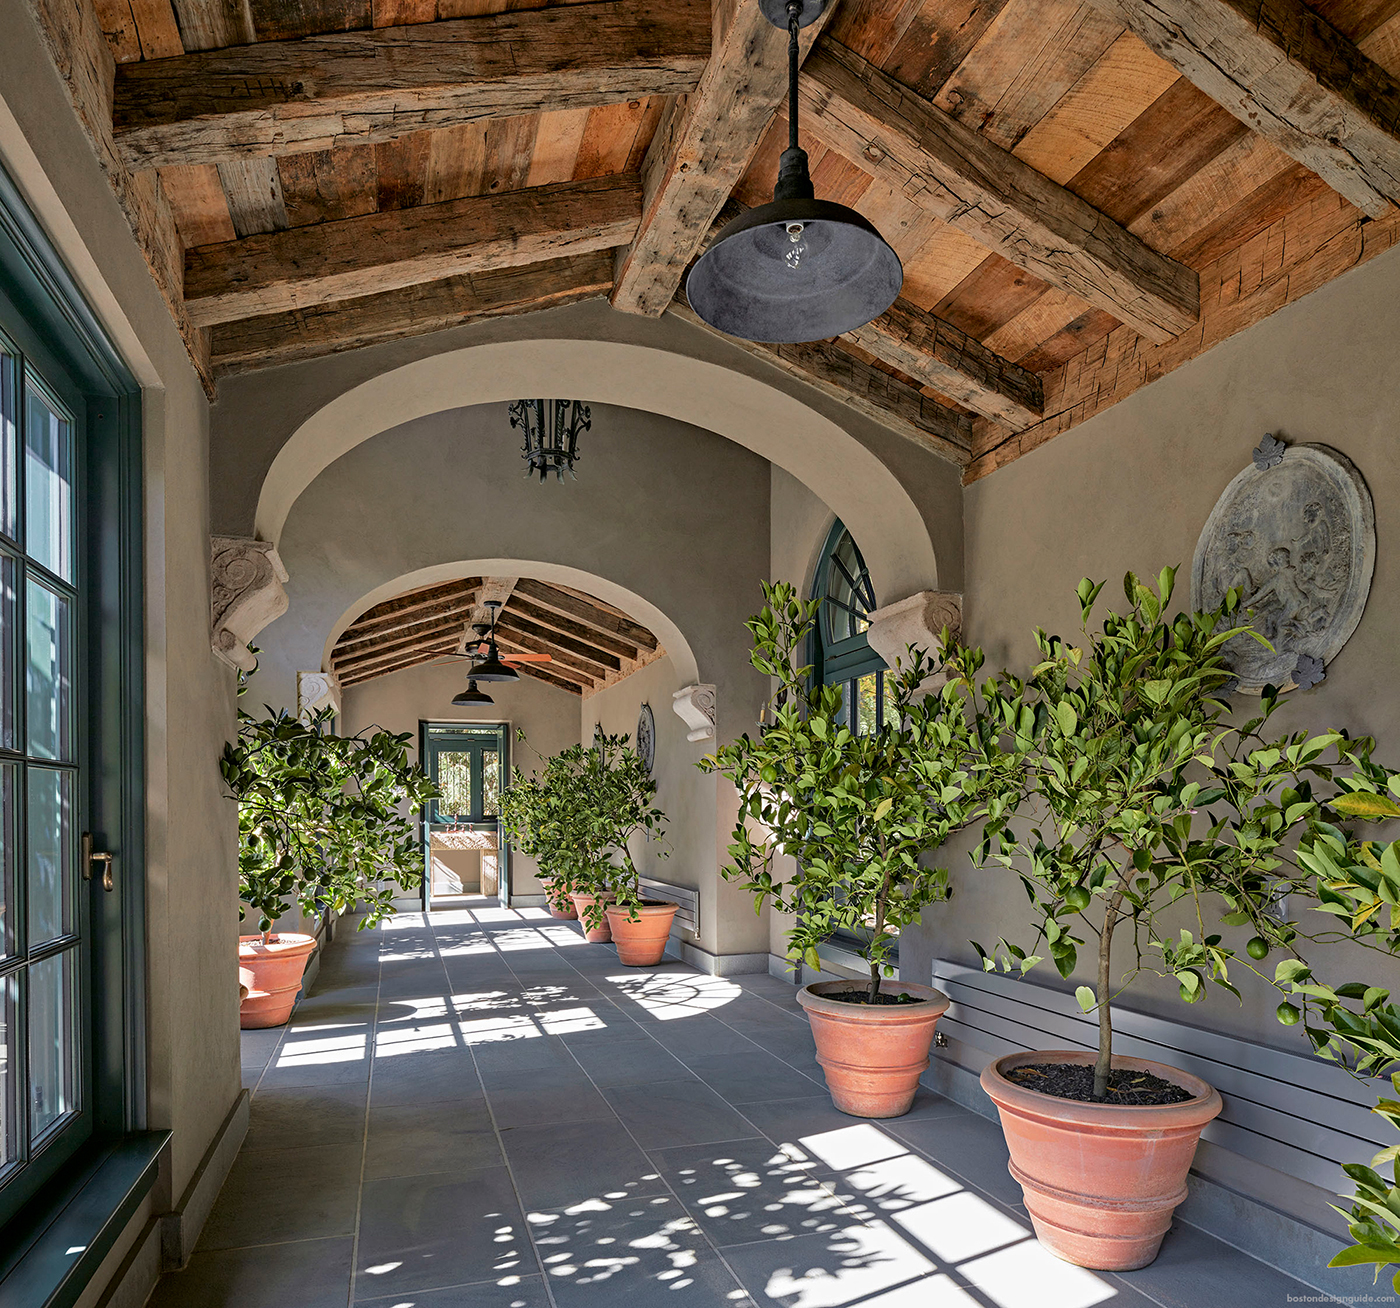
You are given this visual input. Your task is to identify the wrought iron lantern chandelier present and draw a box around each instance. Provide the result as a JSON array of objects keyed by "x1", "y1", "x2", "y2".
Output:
[
  {"x1": 685, "y1": 0, "x2": 903, "y2": 343},
  {"x1": 510, "y1": 398, "x2": 591, "y2": 483}
]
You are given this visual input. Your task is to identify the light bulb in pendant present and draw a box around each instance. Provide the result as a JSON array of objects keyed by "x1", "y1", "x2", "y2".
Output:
[{"x1": 784, "y1": 221, "x2": 807, "y2": 270}]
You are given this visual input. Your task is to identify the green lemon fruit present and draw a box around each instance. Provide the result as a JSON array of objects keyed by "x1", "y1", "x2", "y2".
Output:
[
  {"x1": 1246, "y1": 936, "x2": 1269, "y2": 960},
  {"x1": 1276, "y1": 1001, "x2": 1301, "y2": 1026}
]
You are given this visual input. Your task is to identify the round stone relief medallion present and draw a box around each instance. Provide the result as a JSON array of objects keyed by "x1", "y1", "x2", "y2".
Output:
[
  {"x1": 1190, "y1": 439, "x2": 1374, "y2": 694},
  {"x1": 636, "y1": 702, "x2": 656, "y2": 774}
]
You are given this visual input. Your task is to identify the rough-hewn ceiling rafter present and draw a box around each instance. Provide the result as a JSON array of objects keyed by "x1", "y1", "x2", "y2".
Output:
[
  {"x1": 112, "y1": 1, "x2": 712, "y2": 171},
  {"x1": 1087, "y1": 0, "x2": 1400, "y2": 219}
]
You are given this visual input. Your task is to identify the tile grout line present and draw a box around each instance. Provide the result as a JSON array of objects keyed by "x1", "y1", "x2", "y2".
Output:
[{"x1": 343, "y1": 915, "x2": 387, "y2": 1308}]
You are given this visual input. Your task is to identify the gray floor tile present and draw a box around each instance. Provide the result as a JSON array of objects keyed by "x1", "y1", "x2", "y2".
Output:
[
  {"x1": 885, "y1": 1108, "x2": 1021, "y2": 1206},
  {"x1": 357, "y1": 1166, "x2": 533, "y2": 1296},
  {"x1": 357, "y1": 1273, "x2": 553, "y2": 1306},
  {"x1": 239, "y1": 1027, "x2": 284, "y2": 1069},
  {"x1": 258, "y1": 1020, "x2": 374, "y2": 1089},
  {"x1": 567, "y1": 1037, "x2": 693, "y2": 1088},
  {"x1": 686, "y1": 1050, "x2": 825, "y2": 1103},
  {"x1": 603, "y1": 1078, "x2": 759, "y2": 1148},
  {"x1": 474, "y1": 1035, "x2": 580, "y2": 1082},
  {"x1": 198, "y1": 1143, "x2": 363, "y2": 1250},
  {"x1": 150, "y1": 1236, "x2": 354, "y2": 1308},
  {"x1": 484, "y1": 1069, "x2": 615, "y2": 1129},
  {"x1": 246, "y1": 1082, "x2": 368, "y2": 1151},
  {"x1": 365, "y1": 1099, "x2": 502, "y2": 1179},
  {"x1": 530, "y1": 1194, "x2": 757, "y2": 1307},
  {"x1": 503, "y1": 1118, "x2": 667, "y2": 1210},
  {"x1": 634, "y1": 1014, "x2": 761, "y2": 1058},
  {"x1": 649, "y1": 1136, "x2": 866, "y2": 1248},
  {"x1": 371, "y1": 1049, "x2": 482, "y2": 1105}
]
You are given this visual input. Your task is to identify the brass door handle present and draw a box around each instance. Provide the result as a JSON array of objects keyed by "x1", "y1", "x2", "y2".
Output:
[{"x1": 82, "y1": 832, "x2": 115, "y2": 892}]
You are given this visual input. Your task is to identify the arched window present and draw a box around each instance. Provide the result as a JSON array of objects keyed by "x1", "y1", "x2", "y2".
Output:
[{"x1": 810, "y1": 521, "x2": 896, "y2": 734}]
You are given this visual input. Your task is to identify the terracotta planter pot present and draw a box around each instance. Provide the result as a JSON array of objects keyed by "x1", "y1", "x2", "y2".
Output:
[
  {"x1": 237, "y1": 933, "x2": 317, "y2": 1029},
  {"x1": 544, "y1": 884, "x2": 578, "y2": 919},
  {"x1": 605, "y1": 902, "x2": 678, "y2": 966},
  {"x1": 570, "y1": 892, "x2": 615, "y2": 942},
  {"x1": 797, "y1": 980, "x2": 950, "y2": 1118},
  {"x1": 981, "y1": 1049, "x2": 1222, "y2": 1270}
]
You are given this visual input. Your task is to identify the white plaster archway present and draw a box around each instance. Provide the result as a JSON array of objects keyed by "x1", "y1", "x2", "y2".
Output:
[
  {"x1": 323, "y1": 559, "x2": 701, "y2": 687},
  {"x1": 256, "y1": 339, "x2": 939, "y2": 600}
]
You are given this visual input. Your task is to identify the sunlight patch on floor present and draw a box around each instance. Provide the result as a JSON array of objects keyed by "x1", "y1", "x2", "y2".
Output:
[
  {"x1": 374, "y1": 1022, "x2": 459, "y2": 1056},
  {"x1": 607, "y1": 973, "x2": 743, "y2": 1019},
  {"x1": 275, "y1": 1025, "x2": 367, "y2": 1066}
]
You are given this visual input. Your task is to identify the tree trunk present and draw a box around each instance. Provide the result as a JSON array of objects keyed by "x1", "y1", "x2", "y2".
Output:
[
  {"x1": 868, "y1": 956, "x2": 881, "y2": 1004},
  {"x1": 1093, "y1": 890, "x2": 1124, "y2": 1100}
]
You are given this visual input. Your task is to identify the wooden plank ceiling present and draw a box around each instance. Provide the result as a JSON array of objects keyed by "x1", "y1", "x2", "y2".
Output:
[
  {"x1": 331, "y1": 575, "x2": 664, "y2": 694},
  {"x1": 49, "y1": 0, "x2": 1400, "y2": 479}
]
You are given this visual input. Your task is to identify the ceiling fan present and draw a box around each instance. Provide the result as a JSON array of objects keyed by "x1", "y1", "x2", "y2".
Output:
[{"x1": 433, "y1": 599, "x2": 553, "y2": 680}]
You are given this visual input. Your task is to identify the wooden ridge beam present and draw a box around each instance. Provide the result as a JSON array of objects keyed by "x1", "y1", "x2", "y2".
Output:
[
  {"x1": 112, "y1": 0, "x2": 710, "y2": 171},
  {"x1": 798, "y1": 39, "x2": 1200, "y2": 344},
  {"x1": 506, "y1": 595, "x2": 644, "y2": 661},
  {"x1": 611, "y1": 0, "x2": 839, "y2": 317},
  {"x1": 212, "y1": 252, "x2": 615, "y2": 373},
  {"x1": 184, "y1": 174, "x2": 642, "y2": 326},
  {"x1": 24, "y1": 0, "x2": 212, "y2": 393},
  {"x1": 458, "y1": 578, "x2": 518, "y2": 655},
  {"x1": 671, "y1": 293, "x2": 973, "y2": 464},
  {"x1": 513, "y1": 579, "x2": 659, "y2": 650},
  {"x1": 1086, "y1": 0, "x2": 1400, "y2": 219}
]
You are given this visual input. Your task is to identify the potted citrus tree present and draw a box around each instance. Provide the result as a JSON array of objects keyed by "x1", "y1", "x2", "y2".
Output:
[
  {"x1": 701, "y1": 581, "x2": 1021, "y2": 1118},
  {"x1": 974, "y1": 568, "x2": 1400, "y2": 1272},
  {"x1": 223, "y1": 706, "x2": 437, "y2": 1027},
  {"x1": 499, "y1": 747, "x2": 578, "y2": 919}
]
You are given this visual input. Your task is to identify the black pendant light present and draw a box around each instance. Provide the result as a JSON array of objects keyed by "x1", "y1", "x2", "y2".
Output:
[
  {"x1": 452, "y1": 679, "x2": 495, "y2": 706},
  {"x1": 510, "y1": 399, "x2": 590, "y2": 483},
  {"x1": 686, "y1": 0, "x2": 902, "y2": 343},
  {"x1": 467, "y1": 607, "x2": 520, "y2": 683}
]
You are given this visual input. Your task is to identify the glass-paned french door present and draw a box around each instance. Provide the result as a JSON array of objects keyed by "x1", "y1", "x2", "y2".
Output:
[
  {"x1": 421, "y1": 723, "x2": 509, "y2": 908},
  {"x1": 0, "y1": 323, "x2": 89, "y2": 1205}
]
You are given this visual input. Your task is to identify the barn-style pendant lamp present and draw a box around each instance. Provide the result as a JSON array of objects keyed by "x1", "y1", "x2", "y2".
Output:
[
  {"x1": 685, "y1": 0, "x2": 902, "y2": 343},
  {"x1": 510, "y1": 399, "x2": 591, "y2": 483},
  {"x1": 451, "y1": 679, "x2": 495, "y2": 706},
  {"x1": 467, "y1": 611, "x2": 520, "y2": 683}
]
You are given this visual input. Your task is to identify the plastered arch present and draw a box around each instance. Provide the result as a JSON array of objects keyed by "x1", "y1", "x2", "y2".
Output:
[
  {"x1": 323, "y1": 559, "x2": 700, "y2": 686},
  {"x1": 254, "y1": 339, "x2": 939, "y2": 601}
]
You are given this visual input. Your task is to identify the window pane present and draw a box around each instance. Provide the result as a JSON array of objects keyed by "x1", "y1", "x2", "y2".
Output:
[
  {"x1": 27, "y1": 578, "x2": 71, "y2": 762},
  {"x1": 856, "y1": 673, "x2": 878, "y2": 736},
  {"x1": 482, "y1": 750, "x2": 500, "y2": 818},
  {"x1": 0, "y1": 554, "x2": 13, "y2": 752},
  {"x1": 27, "y1": 767, "x2": 74, "y2": 946},
  {"x1": 24, "y1": 381, "x2": 74, "y2": 583},
  {"x1": 883, "y1": 675, "x2": 900, "y2": 732},
  {"x1": 0, "y1": 765, "x2": 13, "y2": 960},
  {"x1": 438, "y1": 751, "x2": 473, "y2": 818},
  {"x1": 28, "y1": 949, "x2": 76, "y2": 1139},
  {"x1": 824, "y1": 530, "x2": 874, "y2": 644},
  {"x1": 0, "y1": 348, "x2": 16, "y2": 542},
  {"x1": 0, "y1": 972, "x2": 15, "y2": 1171}
]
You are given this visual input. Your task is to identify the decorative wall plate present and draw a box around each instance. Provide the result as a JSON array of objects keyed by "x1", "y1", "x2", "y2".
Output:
[
  {"x1": 636, "y1": 702, "x2": 656, "y2": 774},
  {"x1": 1190, "y1": 438, "x2": 1374, "y2": 694}
]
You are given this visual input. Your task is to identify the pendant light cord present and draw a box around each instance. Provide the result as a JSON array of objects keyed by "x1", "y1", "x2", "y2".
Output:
[{"x1": 787, "y1": 0, "x2": 801, "y2": 153}]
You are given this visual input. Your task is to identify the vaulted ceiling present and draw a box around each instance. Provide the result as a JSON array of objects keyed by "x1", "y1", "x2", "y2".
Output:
[
  {"x1": 33, "y1": 0, "x2": 1400, "y2": 482},
  {"x1": 331, "y1": 576, "x2": 664, "y2": 693}
]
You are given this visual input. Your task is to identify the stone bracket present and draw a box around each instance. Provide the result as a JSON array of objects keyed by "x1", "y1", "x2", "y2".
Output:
[
  {"x1": 297, "y1": 670, "x2": 343, "y2": 720},
  {"x1": 211, "y1": 536, "x2": 289, "y2": 673},
  {"x1": 867, "y1": 591, "x2": 963, "y2": 690},
  {"x1": 672, "y1": 683, "x2": 717, "y2": 742}
]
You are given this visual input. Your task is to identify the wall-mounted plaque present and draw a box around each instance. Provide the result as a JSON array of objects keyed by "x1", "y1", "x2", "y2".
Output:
[
  {"x1": 1190, "y1": 437, "x2": 1374, "y2": 694},
  {"x1": 636, "y1": 702, "x2": 656, "y2": 774}
]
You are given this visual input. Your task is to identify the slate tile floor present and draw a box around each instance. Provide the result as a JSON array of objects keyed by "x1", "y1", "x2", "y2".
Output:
[{"x1": 151, "y1": 901, "x2": 1338, "y2": 1308}]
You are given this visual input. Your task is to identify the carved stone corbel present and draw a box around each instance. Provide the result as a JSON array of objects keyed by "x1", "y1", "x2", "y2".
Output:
[
  {"x1": 298, "y1": 670, "x2": 342, "y2": 720},
  {"x1": 211, "y1": 537, "x2": 289, "y2": 673},
  {"x1": 866, "y1": 591, "x2": 963, "y2": 693},
  {"x1": 672, "y1": 683, "x2": 717, "y2": 742}
]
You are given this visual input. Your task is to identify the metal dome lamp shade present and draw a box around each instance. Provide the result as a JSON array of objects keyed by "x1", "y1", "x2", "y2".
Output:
[
  {"x1": 468, "y1": 616, "x2": 520, "y2": 684},
  {"x1": 452, "y1": 679, "x2": 495, "y2": 706},
  {"x1": 685, "y1": 0, "x2": 902, "y2": 343}
]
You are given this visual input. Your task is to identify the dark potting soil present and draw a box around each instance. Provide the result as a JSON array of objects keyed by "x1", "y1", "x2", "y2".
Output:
[
  {"x1": 825, "y1": 989, "x2": 927, "y2": 1006},
  {"x1": 1006, "y1": 1062, "x2": 1194, "y2": 1106}
]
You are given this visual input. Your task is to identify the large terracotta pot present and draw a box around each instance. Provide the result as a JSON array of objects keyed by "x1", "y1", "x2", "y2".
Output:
[
  {"x1": 238, "y1": 933, "x2": 317, "y2": 1029},
  {"x1": 605, "y1": 902, "x2": 678, "y2": 966},
  {"x1": 797, "y1": 980, "x2": 950, "y2": 1118},
  {"x1": 570, "y1": 892, "x2": 615, "y2": 942},
  {"x1": 544, "y1": 882, "x2": 578, "y2": 919},
  {"x1": 981, "y1": 1049, "x2": 1222, "y2": 1270}
]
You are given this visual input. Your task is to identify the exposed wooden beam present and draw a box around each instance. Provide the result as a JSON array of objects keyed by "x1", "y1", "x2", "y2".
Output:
[
  {"x1": 516, "y1": 663, "x2": 585, "y2": 696},
  {"x1": 112, "y1": 1, "x2": 709, "y2": 171},
  {"x1": 342, "y1": 591, "x2": 480, "y2": 644},
  {"x1": 212, "y1": 252, "x2": 615, "y2": 373},
  {"x1": 350, "y1": 578, "x2": 481, "y2": 627},
  {"x1": 512, "y1": 578, "x2": 659, "y2": 651},
  {"x1": 586, "y1": 641, "x2": 669, "y2": 697},
  {"x1": 341, "y1": 647, "x2": 458, "y2": 687},
  {"x1": 846, "y1": 298, "x2": 1043, "y2": 430},
  {"x1": 670, "y1": 295, "x2": 973, "y2": 464},
  {"x1": 507, "y1": 595, "x2": 644, "y2": 661},
  {"x1": 495, "y1": 620, "x2": 619, "y2": 677},
  {"x1": 335, "y1": 625, "x2": 466, "y2": 671},
  {"x1": 184, "y1": 175, "x2": 642, "y2": 326},
  {"x1": 798, "y1": 40, "x2": 1199, "y2": 344},
  {"x1": 611, "y1": 0, "x2": 839, "y2": 316},
  {"x1": 337, "y1": 607, "x2": 478, "y2": 659},
  {"x1": 495, "y1": 635, "x2": 597, "y2": 687},
  {"x1": 338, "y1": 637, "x2": 461, "y2": 679},
  {"x1": 497, "y1": 612, "x2": 624, "y2": 672},
  {"x1": 24, "y1": 0, "x2": 212, "y2": 392},
  {"x1": 1087, "y1": 0, "x2": 1400, "y2": 219},
  {"x1": 458, "y1": 578, "x2": 519, "y2": 655}
]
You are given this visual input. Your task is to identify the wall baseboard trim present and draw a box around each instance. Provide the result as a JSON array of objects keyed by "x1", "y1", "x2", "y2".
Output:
[
  {"x1": 669, "y1": 940, "x2": 768, "y2": 976},
  {"x1": 922, "y1": 1053, "x2": 1367, "y2": 1298},
  {"x1": 508, "y1": 894, "x2": 548, "y2": 909},
  {"x1": 159, "y1": 1088, "x2": 250, "y2": 1269},
  {"x1": 95, "y1": 1216, "x2": 162, "y2": 1308}
]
